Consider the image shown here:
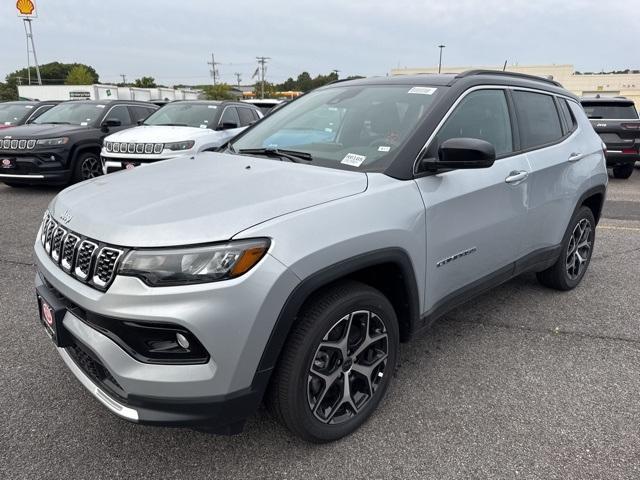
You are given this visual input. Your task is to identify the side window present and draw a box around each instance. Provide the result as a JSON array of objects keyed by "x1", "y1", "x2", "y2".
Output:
[
  {"x1": 237, "y1": 107, "x2": 256, "y2": 127},
  {"x1": 219, "y1": 107, "x2": 240, "y2": 128},
  {"x1": 435, "y1": 89, "x2": 513, "y2": 156},
  {"x1": 105, "y1": 105, "x2": 132, "y2": 125},
  {"x1": 558, "y1": 98, "x2": 577, "y2": 133},
  {"x1": 129, "y1": 106, "x2": 156, "y2": 123},
  {"x1": 512, "y1": 91, "x2": 563, "y2": 149}
]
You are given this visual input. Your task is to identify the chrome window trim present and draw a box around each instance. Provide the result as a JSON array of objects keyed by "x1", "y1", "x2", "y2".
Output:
[{"x1": 413, "y1": 84, "x2": 578, "y2": 175}]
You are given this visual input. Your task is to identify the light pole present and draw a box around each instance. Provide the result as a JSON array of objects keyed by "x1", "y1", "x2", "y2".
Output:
[{"x1": 438, "y1": 44, "x2": 446, "y2": 74}]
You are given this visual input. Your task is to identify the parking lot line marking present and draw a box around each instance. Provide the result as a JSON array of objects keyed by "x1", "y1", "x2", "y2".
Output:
[{"x1": 598, "y1": 225, "x2": 640, "y2": 232}]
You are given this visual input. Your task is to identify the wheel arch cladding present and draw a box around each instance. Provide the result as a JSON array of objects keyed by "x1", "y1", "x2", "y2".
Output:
[
  {"x1": 254, "y1": 248, "x2": 420, "y2": 381},
  {"x1": 72, "y1": 144, "x2": 102, "y2": 165},
  {"x1": 581, "y1": 189, "x2": 605, "y2": 224}
]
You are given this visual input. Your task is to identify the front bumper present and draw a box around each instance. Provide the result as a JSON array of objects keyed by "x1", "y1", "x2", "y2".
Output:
[
  {"x1": 100, "y1": 153, "x2": 180, "y2": 174},
  {"x1": 34, "y1": 238, "x2": 300, "y2": 431},
  {"x1": 0, "y1": 151, "x2": 70, "y2": 184}
]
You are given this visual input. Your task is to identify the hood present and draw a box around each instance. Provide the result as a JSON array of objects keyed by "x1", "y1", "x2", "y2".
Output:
[
  {"x1": 49, "y1": 152, "x2": 368, "y2": 247},
  {"x1": 1, "y1": 123, "x2": 91, "y2": 138},
  {"x1": 106, "y1": 125, "x2": 222, "y2": 143}
]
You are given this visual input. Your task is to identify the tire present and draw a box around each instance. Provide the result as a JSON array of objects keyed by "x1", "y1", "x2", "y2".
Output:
[
  {"x1": 266, "y1": 280, "x2": 399, "y2": 443},
  {"x1": 536, "y1": 206, "x2": 596, "y2": 291},
  {"x1": 612, "y1": 164, "x2": 634, "y2": 179},
  {"x1": 72, "y1": 151, "x2": 103, "y2": 183}
]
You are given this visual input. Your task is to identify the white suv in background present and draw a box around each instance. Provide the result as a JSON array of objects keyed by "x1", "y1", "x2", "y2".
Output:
[{"x1": 100, "y1": 101, "x2": 262, "y2": 173}]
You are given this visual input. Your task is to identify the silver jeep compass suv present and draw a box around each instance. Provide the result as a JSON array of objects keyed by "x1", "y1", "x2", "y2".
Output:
[{"x1": 35, "y1": 71, "x2": 607, "y2": 442}]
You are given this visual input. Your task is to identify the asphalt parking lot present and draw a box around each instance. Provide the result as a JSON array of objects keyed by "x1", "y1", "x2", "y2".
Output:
[{"x1": 1, "y1": 168, "x2": 640, "y2": 480}]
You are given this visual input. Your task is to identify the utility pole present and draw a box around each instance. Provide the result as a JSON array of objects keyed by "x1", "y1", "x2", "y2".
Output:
[
  {"x1": 256, "y1": 56, "x2": 270, "y2": 99},
  {"x1": 437, "y1": 45, "x2": 446, "y2": 74},
  {"x1": 234, "y1": 72, "x2": 242, "y2": 87},
  {"x1": 22, "y1": 18, "x2": 42, "y2": 85},
  {"x1": 208, "y1": 53, "x2": 221, "y2": 86},
  {"x1": 120, "y1": 74, "x2": 127, "y2": 85}
]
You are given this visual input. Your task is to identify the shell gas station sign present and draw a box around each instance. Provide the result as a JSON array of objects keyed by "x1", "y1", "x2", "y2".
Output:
[{"x1": 16, "y1": 0, "x2": 37, "y2": 18}]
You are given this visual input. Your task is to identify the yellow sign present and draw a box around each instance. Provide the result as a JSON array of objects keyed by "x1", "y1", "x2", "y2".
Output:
[{"x1": 16, "y1": 0, "x2": 37, "y2": 18}]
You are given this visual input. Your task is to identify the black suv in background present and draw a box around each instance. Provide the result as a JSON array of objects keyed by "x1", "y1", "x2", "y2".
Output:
[
  {"x1": 0, "y1": 100, "x2": 158, "y2": 187},
  {"x1": 0, "y1": 100, "x2": 61, "y2": 130},
  {"x1": 581, "y1": 96, "x2": 640, "y2": 179}
]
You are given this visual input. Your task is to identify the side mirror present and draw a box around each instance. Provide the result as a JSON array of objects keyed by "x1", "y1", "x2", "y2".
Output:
[
  {"x1": 421, "y1": 138, "x2": 496, "y2": 171},
  {"x1": 101, "y1": 118, "x2": 122, "y2": 130},
  {"x1": 218, "y1": 121, "x2": 239, "y2": 131}
]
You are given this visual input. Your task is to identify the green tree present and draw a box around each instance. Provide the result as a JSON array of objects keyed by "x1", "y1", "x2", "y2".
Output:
[
  {"x1": 4, "y1": 62, "x2": 99, "y2": 98},
  {"x1": 0, "y1": 83, "x2": 17, "y2": 101},
  {"x1": 202, "y1": 83, "x2": 233, "y2": 100},
  {"x1": 133, "y1": 76, "x2": 157, "y2": 88},
  {"x1": 253, "y1": 81, "x2": 277, "y2": 99},
  {"x1": 296, "y1": 72, "x2": 313, "y2": 92},
  {"x1": 65, "y1": 65, "x2": 94, "y2": 85}
]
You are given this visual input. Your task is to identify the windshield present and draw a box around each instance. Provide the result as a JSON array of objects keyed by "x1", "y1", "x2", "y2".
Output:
[
  {"x1": 0, "y1": 103, "x2": 33, "y2": 125},
  {"x1": 144, "y1": 103, "x2": 220, "y2": 128},
  {"x1": 231, "y1": 84, "x2": 440, "y2": 171},
  {"x1": 33, "y1": 102, "x2": 105, "y2": 125},
  {"x1": 582, "y1": 102, "x2": 639, "y2": 119}
]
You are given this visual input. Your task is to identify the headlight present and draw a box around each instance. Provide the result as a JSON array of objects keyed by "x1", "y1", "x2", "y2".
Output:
[
  {"x1": 164, "y1": 140, "x2": 195, "y2": 151},
  {"x1": 119, "y1": 238, "x2": 270, "y2": 286},
  {"x1": 36, "y1": 137, "x2": 69, "y2": 146}
]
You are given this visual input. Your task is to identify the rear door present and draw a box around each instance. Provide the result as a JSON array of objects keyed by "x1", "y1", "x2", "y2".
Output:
[
  {"x1": 513, "y1": 91, "x2": 585, "y2": 255},
  {"x1": 217, "y1": 106, "x2": 244, "y2": 141},
  {"x1": 414, "y1": 88, "x2": 530, "y2": 310}
]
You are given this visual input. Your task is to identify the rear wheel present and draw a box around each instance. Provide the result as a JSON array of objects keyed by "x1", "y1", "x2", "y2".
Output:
[
  {"x1": 537, "y1": 206, "x2": 595, "y2": 290},
  {"x1": 267, "y1": 281, "x2": 399, "y2": 442},
  {"x1": 612, "y1": 164, "x2": 634, "y2": 179},
  {"x1": 73, "y1": 151, "x2": 102, "y2": 183}
]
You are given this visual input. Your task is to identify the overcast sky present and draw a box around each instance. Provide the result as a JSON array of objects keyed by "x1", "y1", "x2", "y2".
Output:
[{"x1": 1, "y1": 0, "x2": 637, "y2": 86}]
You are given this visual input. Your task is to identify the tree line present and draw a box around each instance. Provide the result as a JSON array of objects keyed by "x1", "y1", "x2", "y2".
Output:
[{"x1": 0, "y1": 62, "x2": 364, "y2": 101}]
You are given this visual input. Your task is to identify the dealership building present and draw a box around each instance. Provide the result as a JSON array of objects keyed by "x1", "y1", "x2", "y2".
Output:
[{"x1": 391, "y1": 64, "x2": 640, "y2": 107}]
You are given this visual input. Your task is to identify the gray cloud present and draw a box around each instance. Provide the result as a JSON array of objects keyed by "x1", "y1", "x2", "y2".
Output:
[{"x1": 0, "y1": 0, "x2": 636, "y2": 86}]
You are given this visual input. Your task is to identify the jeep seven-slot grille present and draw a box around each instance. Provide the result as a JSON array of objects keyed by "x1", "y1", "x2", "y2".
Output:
[{"x1": 39, "y1": 212, "x2": 126, "y2": 291}]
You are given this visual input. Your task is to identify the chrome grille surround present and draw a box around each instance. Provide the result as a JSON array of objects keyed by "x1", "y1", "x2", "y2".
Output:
[
  {"x1": 0, "y1": 138, "x2": 37, "y2": 151},
  {"x1": 39, "y1": 214, "x2": 127, "y2": 291}
]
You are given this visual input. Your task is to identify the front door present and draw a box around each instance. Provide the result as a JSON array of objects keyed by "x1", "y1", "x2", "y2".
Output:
[{"x1": 413, "y1": 88, "x2": 530, "y2": 312}]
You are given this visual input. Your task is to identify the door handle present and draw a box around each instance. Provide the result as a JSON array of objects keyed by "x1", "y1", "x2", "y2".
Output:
[
  {"x1": 505, "y1": 170, "x2": 529, "y2": 184},
  {"x1": 568, "y1": 152, "x2": 585, "y2": 162}
]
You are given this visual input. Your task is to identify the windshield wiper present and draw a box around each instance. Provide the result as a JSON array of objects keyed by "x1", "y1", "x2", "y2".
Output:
[
  {"x1": 39, "y1": 121, "x2": 72, "y2": 125},
  {"x1": 238, "y1": 147, "x2": 313, "y2": 163},
  {"x1": 154, "y1": 123, "x2": 190, "y2": 127}
]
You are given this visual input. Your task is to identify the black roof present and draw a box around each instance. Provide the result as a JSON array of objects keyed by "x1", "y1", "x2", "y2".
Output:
[
  {"x1": 1, "y1": 100, "x2": 61, "y2": 106},
  {"x1": 325, "y1": 70, "x2": 575, "y2": 99},
  {"x1": 66, "y1": 99, "x2": 157, "y2": 105}
]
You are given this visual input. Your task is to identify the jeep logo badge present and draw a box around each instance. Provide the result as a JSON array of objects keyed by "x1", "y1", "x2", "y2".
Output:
[{"x1": 60, "y1": 210, "x2": 73, "y2": 224}]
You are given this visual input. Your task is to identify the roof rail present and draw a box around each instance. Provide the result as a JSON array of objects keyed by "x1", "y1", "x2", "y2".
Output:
[{"x1": 455, "y1": 69, "x2": 563, "y2": 87}]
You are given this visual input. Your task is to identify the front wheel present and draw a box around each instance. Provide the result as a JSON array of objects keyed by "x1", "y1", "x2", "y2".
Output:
[
  {"x1": 73, "y1": 151, "x2": 103, "y2": 183},
  {"x1": 612, "y1": 164, "x2": 634, "y2": 179},
  {"x1": 267, "y1": 281, "x2": 399, "y2": 442},
  {"x1": 537, "y1": 206, "x2": 596, "y2": 290}
]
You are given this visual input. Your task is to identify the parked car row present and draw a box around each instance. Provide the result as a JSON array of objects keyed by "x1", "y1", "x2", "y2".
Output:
[{"x1": 0, "y1": 99, "x2": 262, "y2": 186}]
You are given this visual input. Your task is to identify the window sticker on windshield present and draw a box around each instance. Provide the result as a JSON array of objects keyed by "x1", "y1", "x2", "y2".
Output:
[
  {"x1": 80, "y1": 122, "x2": 88, "y2": 126},
  {"x1": 378, "y1": 146, "x2": 391, "y2": 152},
  {"x1": 96, "y1": 104, "x2": 105, "y2": 108},
  {"x1": 199, "y1": 124, "x2": 207, "y2": 128},
  {"x1": 208, "y1": 105, "x2": 217, "y2": 108},
  {"x1": 25, "y1": 105, "x2": 34, "y2": 109},
  {"x1": 341, "y1": 153, "x2": 366, "y2": 167},
  {"x1": 408, "y1": 87, "x2": 437, "y2": 95},
  {"x1": 4, "y1": 122, "x2": 10, "y2": 125}
]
